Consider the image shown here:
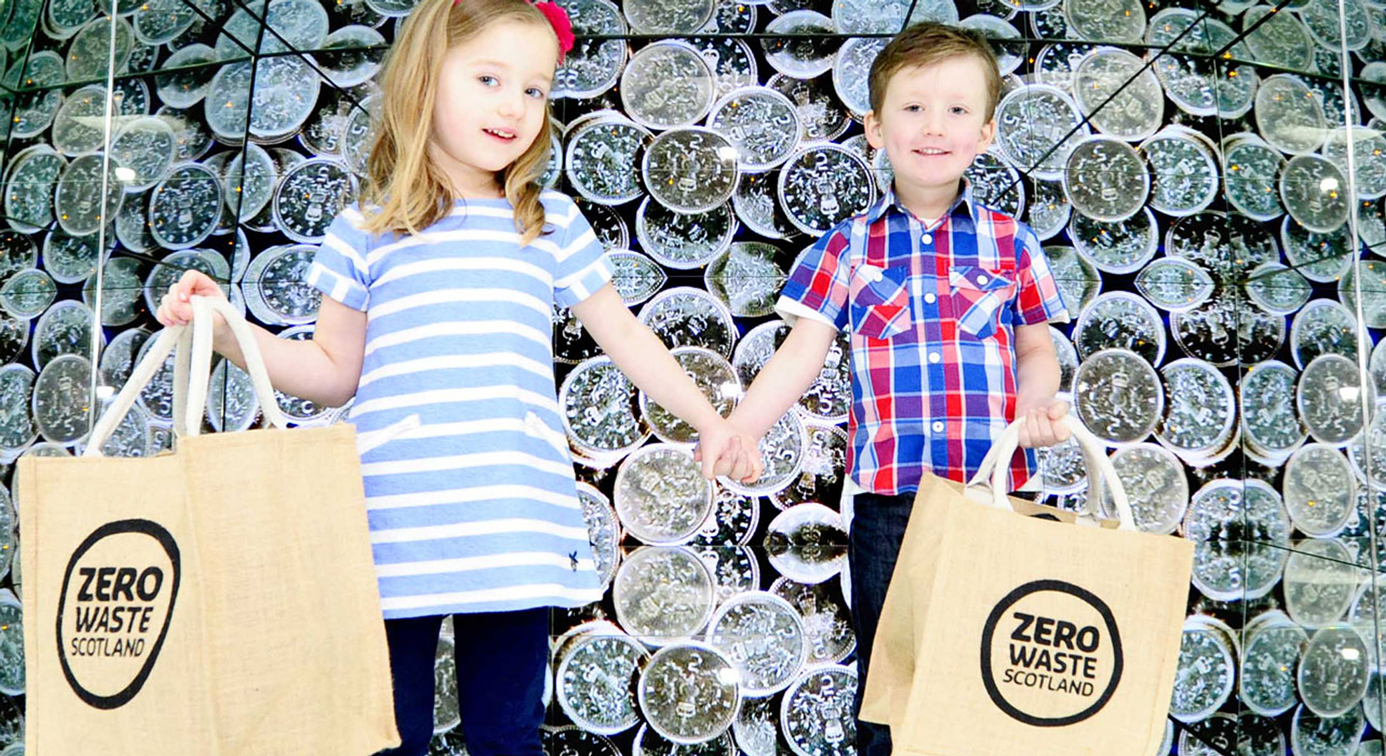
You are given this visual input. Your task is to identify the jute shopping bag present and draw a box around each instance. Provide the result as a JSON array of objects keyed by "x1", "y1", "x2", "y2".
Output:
[
  {"x1": 18, "y1": 296, "x2": 400, "y2": 756},
  {"x1": 859, "y1": 416, "x2": 1193, "y2": 756}
]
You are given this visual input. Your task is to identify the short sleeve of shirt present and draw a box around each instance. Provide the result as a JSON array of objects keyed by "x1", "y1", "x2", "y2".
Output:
[
  {"x1": 307, "y1": 206, "x2": 374, "y2": 312},
  {"x1": 551, "y1": 198, "x2": 613, "y2": 308},
  {"x1": 775, "y1": 224, "x2": 852, "y2": 331},
  {"x1": 1011, "y1": 223, "x2": 1070, "y2": 325}
]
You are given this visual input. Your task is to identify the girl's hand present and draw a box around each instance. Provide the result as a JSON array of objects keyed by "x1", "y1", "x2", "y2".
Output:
[
  {"x1": 155, "y1": 270, "x2": 228, "y2": 328},
  {"x1": 1017, "y1": 400, "x2": 1071, "y2": 448}
]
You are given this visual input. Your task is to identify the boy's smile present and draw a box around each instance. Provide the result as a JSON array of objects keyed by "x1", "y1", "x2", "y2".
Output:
[{"x1": 865, "y1": 54, "x2": 996, "y2": 218}]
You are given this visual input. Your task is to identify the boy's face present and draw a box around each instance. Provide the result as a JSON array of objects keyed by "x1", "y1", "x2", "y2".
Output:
[{"x1": 865, "y1": 55, "x2": 996, "y2": 204}]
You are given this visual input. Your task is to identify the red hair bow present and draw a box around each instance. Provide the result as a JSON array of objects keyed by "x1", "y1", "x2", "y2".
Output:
[{"x1": 451, "y1": 0, "x2": 576, "y2": 63}]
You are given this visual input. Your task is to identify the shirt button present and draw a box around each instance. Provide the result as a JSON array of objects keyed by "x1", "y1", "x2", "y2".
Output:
[
  {"x1": 932, "y1": 421, "x2": 945, "y2": 433},
  {"x1": 977, "y1": 275, "x2": 988, "y2": 285},
  {"x1": 929, "y1": 352, "x2": 941, "y2": 364},
  {"x1": 922, "y1": 234, "x2": 933, "y2": 245},
  {"x1": 924, "y1": 292, "x2": 936, "y2": 304}
]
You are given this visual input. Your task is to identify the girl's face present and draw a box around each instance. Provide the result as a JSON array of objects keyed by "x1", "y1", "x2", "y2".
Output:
[{"x1": 430, "y1": 19, "x2": 558, "y2": 197}]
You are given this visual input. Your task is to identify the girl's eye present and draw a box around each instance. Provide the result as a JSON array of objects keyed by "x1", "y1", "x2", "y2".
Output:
[
  {"x1": 950, "y1": 106, "x2": 968, "y2": 115},
  {"x1": 526, "y1": 87, "x2": 547, "y2": 99},
  {"x1": 479, "y1": 75, "x2": 498, "y2": 86},
  {"x1": 904, "y1": 104, "x2": 921, "y2": 112}
]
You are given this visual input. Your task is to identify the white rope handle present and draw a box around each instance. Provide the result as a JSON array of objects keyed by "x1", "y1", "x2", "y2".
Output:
[
  {"x1": 966, "y1": 415, "x2": 1138, "y2": 531},
  {"x1": 84, "y1": 296, "x2": 289, "y2": 456}
]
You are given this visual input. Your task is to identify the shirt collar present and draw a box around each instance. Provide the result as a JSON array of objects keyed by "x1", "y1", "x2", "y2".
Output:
[{"x1": 864, "y1": 177, "x2": 981, "y2": 226}]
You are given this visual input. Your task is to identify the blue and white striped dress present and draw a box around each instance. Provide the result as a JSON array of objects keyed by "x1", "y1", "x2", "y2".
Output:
[{"x1": 306, "y1": 192, "x2": 610, "y2": 619}]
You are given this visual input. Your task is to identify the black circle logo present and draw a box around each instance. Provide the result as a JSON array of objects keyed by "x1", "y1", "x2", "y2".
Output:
[
  {"x1": 55, "y1": 519, "x2": 181, "y2": 709},
  {"x1": 978, "y1": 579, "x2": 1123, "y2": 727}
]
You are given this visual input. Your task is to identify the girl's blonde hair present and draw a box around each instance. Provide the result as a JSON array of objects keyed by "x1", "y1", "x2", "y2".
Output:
[{"x1": 359, "y1": 0, "x2": 557, "y2": 244}]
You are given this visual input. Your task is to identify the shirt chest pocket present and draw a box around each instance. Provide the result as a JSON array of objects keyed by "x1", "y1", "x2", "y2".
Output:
[
  {"x1": 949, "y1": 265, "x2": 1016, "y2": 339},
  {"x1": 850, "y1": 263, "x2": 912, "y2": 340}
]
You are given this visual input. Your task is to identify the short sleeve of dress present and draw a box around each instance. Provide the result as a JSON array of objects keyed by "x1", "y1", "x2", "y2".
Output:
[
  {"x1": 306, "y1": 206, "x2": 374, "y2": 312},
  {"x1": 551, "y1": 198, "x2": 613, "y2": 308}
]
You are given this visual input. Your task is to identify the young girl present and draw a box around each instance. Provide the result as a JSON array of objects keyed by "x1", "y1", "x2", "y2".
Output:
[{"x1": 156, "y1": 0, "x2": 759, "y2": 753}]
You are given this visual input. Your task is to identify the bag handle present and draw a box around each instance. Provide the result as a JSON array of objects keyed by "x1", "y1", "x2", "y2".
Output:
[
  {"x1": 966, "y1": 414, "x2": 1138, "y2": 532},
  {"x1": 84, "y1": 296, "x2": 288, "y2": 457}
]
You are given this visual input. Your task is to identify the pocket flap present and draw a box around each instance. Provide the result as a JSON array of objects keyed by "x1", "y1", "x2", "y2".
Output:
[{"x1": 949, "y1": 266, "x2": 1013, "y2": 293}]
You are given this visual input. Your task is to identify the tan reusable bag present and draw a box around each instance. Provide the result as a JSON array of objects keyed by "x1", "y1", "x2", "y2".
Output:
[
  {"x1": 18, "y1": 296, "x2": 401, "y2": 756},
  {"x1": 858, "y1": 416, "x2": 1194, "y2": 756}
]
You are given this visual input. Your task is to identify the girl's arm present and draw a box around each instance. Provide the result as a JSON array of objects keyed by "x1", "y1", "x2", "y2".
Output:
[
  {"x1": 570, "y1": 284, "x2": 760, "y2": 481},
  {"x1": 156, "y1": 269, "x2": 367, "y2": 408}
]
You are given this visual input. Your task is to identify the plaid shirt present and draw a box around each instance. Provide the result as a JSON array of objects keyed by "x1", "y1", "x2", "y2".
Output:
[{"x1": 777, "y1": 182, "x2": 1070, "y2": 495}]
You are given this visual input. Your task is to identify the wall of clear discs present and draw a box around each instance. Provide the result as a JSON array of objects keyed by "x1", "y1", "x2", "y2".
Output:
[{"x1": 0, "y1": 0, "x2": 1385, "y2": 752}]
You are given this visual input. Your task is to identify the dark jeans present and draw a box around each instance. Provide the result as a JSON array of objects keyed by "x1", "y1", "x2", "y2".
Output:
[
  {"x1": 374, "y1": 608, "x2": 550, "y2": 756},
  {"x1": 848, "y1": 491, "x2": 916, "y2": 756}
]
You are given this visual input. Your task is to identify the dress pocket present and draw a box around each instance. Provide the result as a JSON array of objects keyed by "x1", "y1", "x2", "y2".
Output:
[
  {"x1": 949, "y1": 266, "x2": 1016, "y2": 339},
  {"x1": 850, "y1": 264, "x2": 912, "y2": 340}
]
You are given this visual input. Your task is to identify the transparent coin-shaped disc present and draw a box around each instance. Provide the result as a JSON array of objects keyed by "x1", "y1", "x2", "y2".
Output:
[
  {"x1": 642, "y1": 127, "x2": 739, "y2": 214},
  {"x1": 624, "y1": 0, "x2": 714, "y2": 33},
  {"x1": 1255, "y1": 74, "x2": 1327, "y2": 156},
  {"x1": 705, "y1": 591, "x2": 806, "y2": 697},
  {"x1": 1240, "y1": 360, "x2": 1307, "y2": 457},
  {"x1": 780, "y1": 664, "x2": 856, "y2": 756},
  {"x1": 704, "y1": 242, "x2": 789, "y2": 319},
  {"x1": 614, "y1": 443, "x2": 715, "y2": 545},
  {"x1": 1298, "y1": 625, "x2": 1370, "y2": 718},
  {"x1": 1071, "y1": 48, "x2": 1163, "y2": 142},
  {"x1": 1283, "y1": 538, "x2": 1358, "y2": 628},
  {"x1": 639, "y1": 347, "x2": 739, "y2": 446},
  {"x1": 1283, "y1": 443, "x2": 1357, "y2": 537},
  {"x1": 777, "y1": 144, "x2": 876, "y2": 236},
  {"x1": 0, "y1": 590, "x2": 21, "y2": 696},
  {"x1": 620, "y1": 41, "x2": 715, "y2": 131},
  {"x1": 1063, "y1": 136, "x2": 1149, "y2": 222},
  {"x1": 1223, "y1": 135, "x2": 1287, "y2": 222},
  {"x1": 33, "y1": 353, "x2": 93, "y2": 445},
  {"x1": 1102, "y1": 444, "x2": 1187, "y2": 535},
  {"x1": 764, "y1": 502, "x2": 846, "y2": 584},
  {"x1": 706, "y1": 87, "x2": 801, "y2": 171},
  {"x1": 556, "y1": 630, "x2": 648, "y2": 734},
  {"x1": 638, "y1": 642, "x2": 741, "y2": 744},
  {"x1": 613, "y1": 546, "x2": 715, "y2": 645},
  {"x1": 1134, "y1": 258, "x2": 1214, "y2": 312},
  {"x1": 1182, "y1": 479, "x2": 1290, "y2": 602},
  {"x1": 566, "y1": 116, "x2": 653, "y2": 206},
  {"x1": 993, "y1": 84, "x2": 1087, "y2": 180},
  {"x1": 1072, "y1": 348, "x2": 1163, "y2": 445},
  {"x1": 1240, "y1": 614, "x2": 1308, "y2": 717},
  {"x1": 1170, "y1": 619, "x2": 1236, "y2": 723}
]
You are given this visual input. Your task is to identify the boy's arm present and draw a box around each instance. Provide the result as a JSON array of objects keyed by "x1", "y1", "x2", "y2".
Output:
[
  {"x1": 1013, "y1": 322, "x2": 1069, "y2": 448},
  {"x1": 572, "y1": 283, "x2": 756, "y2": 481},
  {"x1": 728, "y1": 317, "x2": 840, "y2": 440}
]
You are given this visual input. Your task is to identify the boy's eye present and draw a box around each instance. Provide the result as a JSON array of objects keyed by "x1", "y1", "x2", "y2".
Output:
[
  {"x1": 904, "y1": 104, "x2": 921, "y2": 112},
  {"x1": 526, "y1": 87, "x2": 547, "y2": 99},
  {"x1": 479, "y1": 75, "x2": 498, "y2": 86},
  {"x1": 950, "y1": 106, "x2": 968, "y2": 114}
]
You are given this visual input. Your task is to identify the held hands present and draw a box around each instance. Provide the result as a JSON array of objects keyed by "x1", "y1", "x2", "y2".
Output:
[
  {"x1": 693, "y1": 418, "x2": 765, "y2": 484},
  {"x1": 154, "y1": 269, "x2": 230, "y2": 328},
  {"x1": 1017, "y1": 399, "x2": 1072, "y2": 448}
]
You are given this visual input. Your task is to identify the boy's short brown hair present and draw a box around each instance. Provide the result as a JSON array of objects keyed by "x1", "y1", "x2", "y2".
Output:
[{"x1": 868, "y1": 22, "x2": 1003, "y2": 121}]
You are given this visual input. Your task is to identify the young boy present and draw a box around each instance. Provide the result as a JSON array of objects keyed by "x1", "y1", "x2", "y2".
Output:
[{"x1": 726, "y1": 23, "x2": 1072, "y2": 756}]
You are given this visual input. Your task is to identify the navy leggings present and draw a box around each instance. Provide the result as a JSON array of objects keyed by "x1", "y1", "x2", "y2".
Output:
[{"x1": 373, "y1": 608, "x2": 550, "y2": 756}]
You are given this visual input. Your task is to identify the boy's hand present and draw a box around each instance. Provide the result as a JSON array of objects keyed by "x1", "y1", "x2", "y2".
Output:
[
  {"x1": 1017, "y1": 400, "x2": 1071, "y2": 448},
  {"x1": 155, "y1": 269, "x2": 229, "y2": 328}
]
